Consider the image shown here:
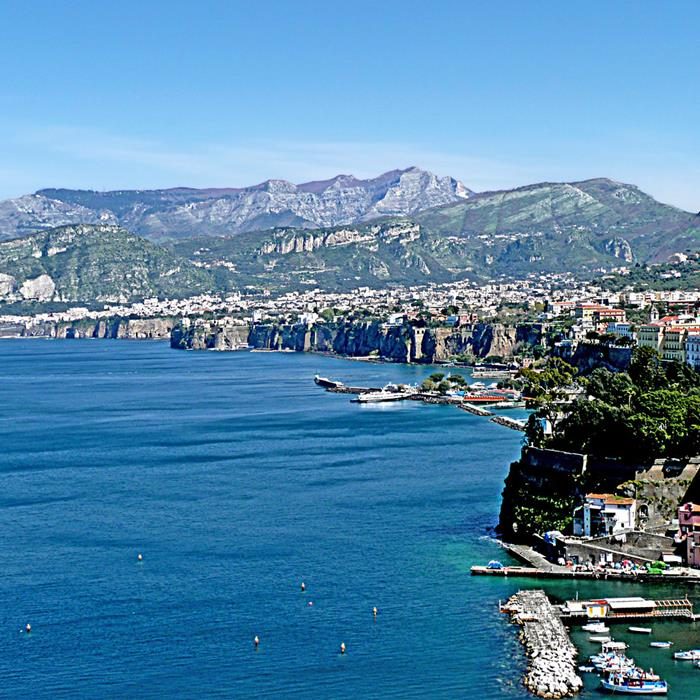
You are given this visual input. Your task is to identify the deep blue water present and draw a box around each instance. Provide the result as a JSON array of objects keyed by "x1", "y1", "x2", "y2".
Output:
[{"x1": 1, "y1": 340, "x2": 699, "y2": 698}]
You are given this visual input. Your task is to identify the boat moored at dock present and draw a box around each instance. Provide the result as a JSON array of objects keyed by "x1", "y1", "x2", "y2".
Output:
[
  {"x1": 600, "y1": 675, "x2": 668, "y2": 695},
  {"x1": 353, "y1": 384, "x2": 417, "y2": 403}
]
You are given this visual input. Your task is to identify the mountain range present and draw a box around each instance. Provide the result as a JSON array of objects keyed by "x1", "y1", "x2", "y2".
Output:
[
  {"x1": 1, "y1": 169, "x2": 699, "y2": 303},
  {"x1": 0, "y1": 167, "x2": 470, "y2": 241}
]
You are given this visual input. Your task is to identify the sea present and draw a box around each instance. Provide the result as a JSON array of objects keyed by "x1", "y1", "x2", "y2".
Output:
[{"x1": 1, "y1": 339, "x2": 699, "y2": 698}]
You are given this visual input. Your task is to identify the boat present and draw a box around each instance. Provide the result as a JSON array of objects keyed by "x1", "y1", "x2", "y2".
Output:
[
  {"x1": 603, "y1": 641, "x2": 629, "y2": 652},
  {"x1": 579, "y1": 665, "x2": 595, "y2": 672},
  {"x1": 314, "y1": 375, "x2": 344, "y2": 389},
  {"x1": 649, "y1": 642, "x2": 673, "y2": 649},
  {"x1": 629, "y1": 627, "x2": 653, "y2": 634},
  {"x1": 354, "y1": 384, "x2": 415, "y2": 403},
  {"x1": 583, "y1": 622, "x2": 610, "y2": 633},
  {"x1": 590, "y1": 635, "x2": 612, "y2": 643},
  {"x1": 673, "y1": 649, "x2": 700, "y2": 660},
  {"x1": 600, "y1": 676, "x2": 668, "y2": 695}
]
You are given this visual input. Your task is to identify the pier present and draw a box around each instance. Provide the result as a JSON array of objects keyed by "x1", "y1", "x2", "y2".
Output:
[
  {"x1": 490, "y1": 415, "x2": 527, "y2": 431},
  {"x1": 457, "y1": 402, "x2": 493, "y2": 416},
  {"x1": 502, "y1": 590, "x2": 582, "y2": 698}
]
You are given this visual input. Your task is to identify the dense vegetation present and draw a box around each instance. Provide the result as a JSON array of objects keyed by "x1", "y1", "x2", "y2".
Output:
[{"x1": 527, "y1": 347, "x2": 700, "y2": 461}]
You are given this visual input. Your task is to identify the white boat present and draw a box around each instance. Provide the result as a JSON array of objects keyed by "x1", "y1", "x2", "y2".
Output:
[
  {"x1": 650, "y1": 642, "x2": 673, "y2": 649},
  {"x1": 600, "y1": 676, "x2": 668, "y2": 695},
  {"x1": 583, "y1": 622, "x2": 610, "y2": 633},
  {"x1": 355, "y1": 384, "x2": 415, "y2": 403},
  {"x1": 590, "y1": 635, "x2": 612, "y2": 643},
  {"x1": 673, "y1": 649, "x2": 700, "y2": 660},
  {"x1": 629, "y1": 627, "x2": 653, "y2": 634},
  {"x1": 603, "y1": 641, "x2": 629, "y2": 651}
]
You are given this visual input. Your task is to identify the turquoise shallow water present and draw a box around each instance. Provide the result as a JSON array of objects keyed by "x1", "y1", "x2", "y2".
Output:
[{"x1": 1, "y1": 340, "x2": 699, "y2": 698}]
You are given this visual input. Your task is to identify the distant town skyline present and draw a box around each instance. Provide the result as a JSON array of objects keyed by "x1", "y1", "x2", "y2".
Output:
[{"x1": 1, "y1": 1, "x2": 699, "y2": 211}]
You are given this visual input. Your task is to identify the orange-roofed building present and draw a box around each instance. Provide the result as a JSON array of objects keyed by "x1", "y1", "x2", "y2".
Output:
[{"x1": 573, "y1": 493, "x2": 637, "y2": 538}]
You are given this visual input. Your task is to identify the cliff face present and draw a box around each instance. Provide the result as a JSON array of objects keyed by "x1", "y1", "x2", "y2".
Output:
[
  {"x1": 170, "y1": 319, "x2": 532, "y2": 362},
  {"x1": 568, "y1": 341, "x2": 632, "y2": 374},
  {"x1": 8, "y1": 317, "x2": 176, "y2": 340}
]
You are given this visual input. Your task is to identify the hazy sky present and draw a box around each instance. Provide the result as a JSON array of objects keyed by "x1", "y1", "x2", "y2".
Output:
[{"x1": 1, "y1": 1, "x2": 699, "y2": 210}]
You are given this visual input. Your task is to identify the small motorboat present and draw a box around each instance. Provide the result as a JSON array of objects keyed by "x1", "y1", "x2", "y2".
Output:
[
  {"x1": 583, "y1": 622, "x2": 610, "y2": 633},
  {"x1": 673, "y1": 649, "x2": 700, "y2": 661},
  {"x1": 629, "y1": 626, "x2": 653, "y2": 634},
  {"x1": 650, "y1": 642, "x2": 673, "y2": 649},
  {"x1": 603, "y1": 640, "x2": 629, "y2": 652},
  {"x1": 590, "y1": 635, "x2": 612, "y2": 643},
  {"x1": 600, "y1": 676, "x2": 668, "y2": 695},
  {"x1": 579, "y1": 665, "x2": 595, "y2": 672}
]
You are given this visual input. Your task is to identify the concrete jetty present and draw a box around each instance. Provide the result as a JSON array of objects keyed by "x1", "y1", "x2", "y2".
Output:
[
  {"x1": 457, "y1": 402, "x2": 493, "y2": 416},
  {"x1": 490, "y1": 415, "x2": 527, "y2": 431},
  {"x1": 502, "y1": 590, "x2": 582, "y2": 698}
]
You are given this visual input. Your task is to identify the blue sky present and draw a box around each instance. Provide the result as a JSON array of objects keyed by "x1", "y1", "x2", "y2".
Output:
[{"x1": 1, "y1": 1, "x2": 699, "y2": 209}]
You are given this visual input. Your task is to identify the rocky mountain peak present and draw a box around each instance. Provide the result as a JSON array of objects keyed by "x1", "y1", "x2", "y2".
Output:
[{"x1": 0, "y1": 168, "x2": 472, "y2": 241}]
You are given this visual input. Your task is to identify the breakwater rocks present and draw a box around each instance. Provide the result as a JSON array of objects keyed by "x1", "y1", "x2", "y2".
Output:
[
  {"x1": 502, "y1": 590, "x2": 582, "y2": 698},
  {"x1": 170, "y1": 319, "x2": 543, "y2": 362}
]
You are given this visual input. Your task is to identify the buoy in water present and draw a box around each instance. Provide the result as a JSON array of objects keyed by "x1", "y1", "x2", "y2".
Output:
[
  {"x1": 340, "y1": 642, "x2": 346, "y2": 655},
  {"x1": 137, "y1": 553, "x2": 143, "y2": 562},
  {"x1": 373, "y1": 606, "x2": 378, "y2": 617},
  {"x1": 300, "y1": 582, "x2": 306, "y2": 592},
  {"x1": 25, "y1": 623, "x2": 31, "y2": 634},
  {"x1": 307, "y1": 601, "x2": 314, "y2": 607},
  {"x1": 254, "y1": 635, "x2": 260, "y2": 649}
]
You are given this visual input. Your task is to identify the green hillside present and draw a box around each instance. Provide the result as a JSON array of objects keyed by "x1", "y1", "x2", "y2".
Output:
[{"x1": 0, "y1": 224, "x2": 232, "y2": 303}]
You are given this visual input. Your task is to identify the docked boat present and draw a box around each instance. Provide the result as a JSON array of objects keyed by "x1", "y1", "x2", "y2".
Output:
[
  {"x1": 649, "y1": 642, "x2": 673, "y2": 649},
  {"x1": 629, "y1": 627, "x2": 653, "y2": 634},
  {"x1": 603, "y1": 641, "x2": 629, "y2": 652},
  {"x1": 590, "y1": 635, "x2": 612, "y2": 643},
  {"x1": 354, "y1": 384, "x2": 415, "y2": 403},
  {"x1": 600, "y1": 676, "x2": 668, "y2": 695},
  {"x1": 583, "y1": 622, "x2": 610, "y2": 633},
  {"x1": 673, "y1": 649, "x2": 700, "y2": 660}
]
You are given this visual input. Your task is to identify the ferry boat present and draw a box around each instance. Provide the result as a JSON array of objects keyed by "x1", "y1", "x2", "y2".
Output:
[
  {"x1": 673, "y1": 649, "x2": 700, "y2": 660},
  {"x1": 600, "y1": 676, "x2": 668, "y2": 695},
  {"x1": 354, "y1": 384, "x2": 416, "y2": 403}
]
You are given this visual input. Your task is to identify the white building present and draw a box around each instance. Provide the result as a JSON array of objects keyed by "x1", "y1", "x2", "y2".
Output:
[
  {"x1": 606, "y1": 322, "x2": 635, "y2": 340},
  {"x1": 573, "y1": 494, "x2": 637, "y2": 538}
]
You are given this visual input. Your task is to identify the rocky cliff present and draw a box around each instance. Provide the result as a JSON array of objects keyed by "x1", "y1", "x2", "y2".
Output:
[
  {"x1": 170, "y1": 319, "x2": 535, "y2": 361},
  {"x1": 6, "y1": 316, "x2": 176, "y2": 340}
]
